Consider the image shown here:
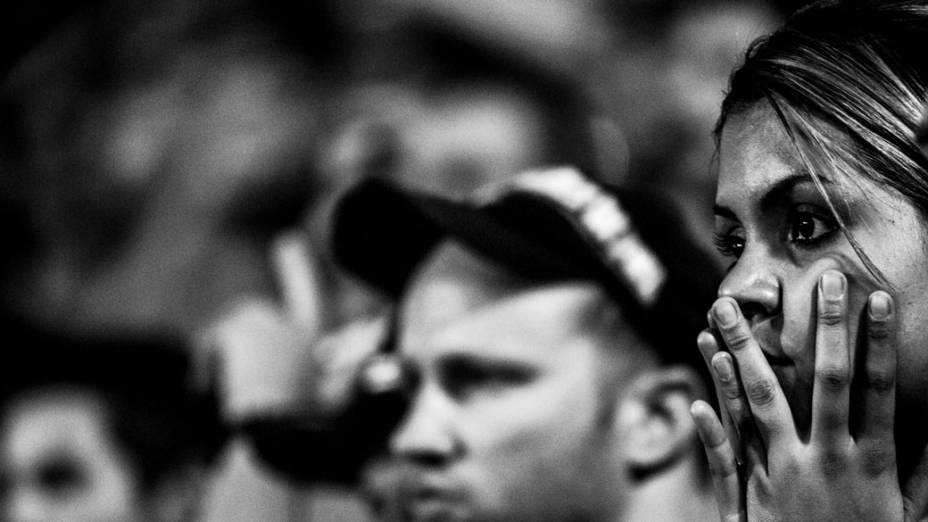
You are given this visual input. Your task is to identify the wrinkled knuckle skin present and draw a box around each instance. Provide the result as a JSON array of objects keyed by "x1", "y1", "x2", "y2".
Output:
[
  {"x1": 818, "y1": 450, "x2": 848, "y2": 478},
  {"x1": 723, "y1": 329, "x2": 753, "y2": 351},
  {"x1": 865, "y1": 369, "x2": 895, "y2": 395},
  {"x1": 860, "y1": 445, "x2": 893, "y2": 477},
  {"x1": 746, "y1": 378, "x2": 778, "y2": 408},
  {"x1": 722, "y1": 383, "x2": 743, "y2": 401},
  {"x1": 868, "y1": 321, "x2": 891, "y2": 341},
  {"x1": 816, "y1": 365, "x2": 850, "y2": 393},
  {"x1": 818, "y1": 308, "x2": 845, "y2": 327}
]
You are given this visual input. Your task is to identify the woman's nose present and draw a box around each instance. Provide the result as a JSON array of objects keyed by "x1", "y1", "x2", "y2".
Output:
[{"x1": 717, "y1": 252, "x2": 781, "y2": 322}]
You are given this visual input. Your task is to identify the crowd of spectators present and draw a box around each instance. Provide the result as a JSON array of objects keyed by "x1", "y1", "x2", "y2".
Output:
[{"x1": 0, "y1": 1, "x2": 795, "y2": 520}]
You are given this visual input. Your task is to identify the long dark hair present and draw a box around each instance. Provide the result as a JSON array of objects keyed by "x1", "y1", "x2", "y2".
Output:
[{"x1": 716, "y1": 0, "x2": 928, "y2": 285}]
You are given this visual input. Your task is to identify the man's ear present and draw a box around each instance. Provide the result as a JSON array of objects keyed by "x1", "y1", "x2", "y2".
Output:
[{"x1": 614, "y1": 366, "x2": 705, "y2": 480}]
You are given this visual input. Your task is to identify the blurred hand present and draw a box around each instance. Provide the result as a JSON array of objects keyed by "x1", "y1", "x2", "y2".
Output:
[
  {"x1": 690, "y1": 270, "x2": 928, "y2": 521},
  {"x1": 202, "y1": 231, "x2": 388, "y2": 426},
  {"x1": 203, "y1": 231, "x2": 324, "y2": 422}
]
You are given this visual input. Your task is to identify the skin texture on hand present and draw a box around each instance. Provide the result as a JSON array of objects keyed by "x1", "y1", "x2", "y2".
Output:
[{"x1": 691, "y1": 270, "x2": 928, "y2": 521}]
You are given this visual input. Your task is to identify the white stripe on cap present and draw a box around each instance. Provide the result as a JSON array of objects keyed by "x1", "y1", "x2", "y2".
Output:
[{"x1": 478, "y1": 167, "x2": 666, "y2": 306}]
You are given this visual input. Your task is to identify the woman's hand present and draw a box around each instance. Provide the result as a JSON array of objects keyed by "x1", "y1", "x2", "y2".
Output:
[{"x1": 690, "y1": 269, "x2": 928, "y2": 521}]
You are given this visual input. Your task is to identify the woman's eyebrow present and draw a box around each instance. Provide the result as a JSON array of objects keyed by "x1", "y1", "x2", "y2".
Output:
[
  {"x1": 759, "y1": 172, "x2": 821, "y2": 211},
  {"x1": 714, "y1": 171, "x2": 823, "y2": 221},
  {"x1": 713, "y1": 205, "x2": 737, "y2": 220}
]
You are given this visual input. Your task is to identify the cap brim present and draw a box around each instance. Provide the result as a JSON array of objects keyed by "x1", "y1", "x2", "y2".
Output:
[{"x1": 333, "y1": 178, "x2": 590, "y2": 297}]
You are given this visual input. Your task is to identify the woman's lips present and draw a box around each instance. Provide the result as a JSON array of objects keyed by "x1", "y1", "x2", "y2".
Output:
[{"x1": 751, "y1": 321, "x2": 793, "y2": 367}]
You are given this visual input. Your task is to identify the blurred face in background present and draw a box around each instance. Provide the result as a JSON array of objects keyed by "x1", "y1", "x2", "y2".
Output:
[
  {"x1": 375, "y1": 241, "x2": 637, "y2": 521},
  {"x1": 0, "y1": 388, "x2": 142, "y2": 522}
]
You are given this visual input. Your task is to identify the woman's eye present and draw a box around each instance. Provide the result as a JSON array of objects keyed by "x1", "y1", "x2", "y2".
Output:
[
  {"x1": 713, "y1": 230, "x2": 745, "y2": 259},
  {"x1": 787, "y1": 206, "x2": 837, "y2": 245}
]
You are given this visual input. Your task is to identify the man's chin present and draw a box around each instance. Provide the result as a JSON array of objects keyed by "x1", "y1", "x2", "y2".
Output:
[{"x1": 404, "y1": 498, "x2": 470, "y2": 522}]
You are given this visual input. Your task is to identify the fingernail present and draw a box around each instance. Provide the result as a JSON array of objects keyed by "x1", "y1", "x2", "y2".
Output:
[
  {"x1": 713, "y1": 300, "x2": 738, "y2": 328},
  {"x1": 697, "y1": 330, "x2": 715, "y2": 347},
  {"x1": 821, "y1": 271, "x2": 846, "y2": 300},
  {"x1": 869, "y1": 291, "x2": 893, "y2": 320},
  {"x1": 690, "y1": 400, "x2": 712, "y2": 421},
  {"x1": 712, "y1": 353, "x2": 734, "y2": 382}
]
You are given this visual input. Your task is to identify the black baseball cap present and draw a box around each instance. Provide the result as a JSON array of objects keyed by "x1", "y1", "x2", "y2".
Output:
[{"x1": 332, "y1": 167, "x2": 721, "y2": 372}]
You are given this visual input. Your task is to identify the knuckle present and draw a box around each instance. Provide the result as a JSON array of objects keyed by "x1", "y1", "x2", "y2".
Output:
[
  {"x1": 865, "y1": 369, "x2": 895, "y2": 394},
  {"x1": 860, "y1": 445, "x2": 893, "y2": 477},
  {"x1": 722, "y1": 383, "x2": 743, "y2": 401},
  {"x1": 818, "y1": 308, "x2": 845, "y2": 327},
  {"x1": 815, "y1": 365, "x2": 850, "y2": 392},
  {"x1": 868, "y1": 321, "x2": 892, "y2": 341},
  {"x1": 818, "y1": 449, "x2": 848, "y2": 478},
  {"x1": 746, "y1": 378, "x2": 778, "y2": 408},
  {"x1": 723, "y1": 330, "x2": 753, "y2": 351},
  {"x1": 776, "y1": 454, "x2": 802, "y2": 478}
]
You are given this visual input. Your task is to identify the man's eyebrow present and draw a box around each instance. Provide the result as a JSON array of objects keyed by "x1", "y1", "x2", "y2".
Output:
[
  {"x1": 714, "y1": 170, "x2": 821, "y2": 219},
  {"x1": 436, "y1": 351, "x2": 513, "y2": 368},
  {"x1": 435, "y1": 350, "x2": 540, "y2": 374}
]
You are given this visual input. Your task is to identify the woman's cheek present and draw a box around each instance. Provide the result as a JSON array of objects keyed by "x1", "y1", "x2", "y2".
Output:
[
  {"x1": 781, "y1": 255, "x2": 877, "y2": 377},
  {"x1": 896, "y1": 292, "x2": 928, "y2": 411}
]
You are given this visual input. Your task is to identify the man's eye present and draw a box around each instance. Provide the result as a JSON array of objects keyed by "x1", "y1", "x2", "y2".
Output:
[
  {"x1": 788, "y1": 206, "x2": 837, "y2": 245},
  {"x1": 439, "y1": 358, "x2": 536, "y2": 400}
]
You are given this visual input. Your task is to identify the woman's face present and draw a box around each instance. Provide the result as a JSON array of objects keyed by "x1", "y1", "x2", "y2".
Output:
[{"x1": 714, "y1": 102, "x2": 928, "y2": 442}]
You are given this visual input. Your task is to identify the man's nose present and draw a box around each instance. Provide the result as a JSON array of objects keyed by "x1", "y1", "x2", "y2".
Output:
[{"x1": 389, "y1": 384, "x2": 461, "y2": 466}]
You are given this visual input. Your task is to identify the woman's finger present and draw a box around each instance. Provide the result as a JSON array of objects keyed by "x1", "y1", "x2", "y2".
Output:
[
  {"x1": 691, "y1": 400, "x2": 746, "y2": 522},
  {"x1": 857, "y1": 291, "x2": 896, "y2": 449},
  {"x1": 698, "y1": 330, "x2": 742, "y2": 453},
  {"x1": 711, "y1": 297, "x2": 795, "y2": 449},
  {"x1": 713, "y1": 352, "x2": 752, "y2": 438},
  {"x1": 712, "y1": 350, "x2": 766, "y2": 473},
  {"x1": 810, "y1": 270, "x2": 852, "y2": 447}
]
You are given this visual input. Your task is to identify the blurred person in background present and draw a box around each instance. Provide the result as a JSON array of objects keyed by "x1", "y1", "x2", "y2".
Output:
[
  {"x1": 328, "y1": 167, "x2": 721, "y2": 521},
  {"x1": 0, "y1": 0, "x2": 329, "y2": 337},
  {"x1": 320, "y1": 0, "x2": 608, "y2": 196},
  {"x1": 0, "y1": 319, "x2": 226, "y2": 522},
  {"x1": 0, "y1": 2, "x2": 789, "y2": 520},
  {"x1": 0, "y1": 6, "x2": 337, "y2": 515},
  {"x1": 309, "y1": 5, "x2": 612, "y2": 331},
  {"x1": 603, "y1": 0, "x2": 780, "y2": 253}
]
